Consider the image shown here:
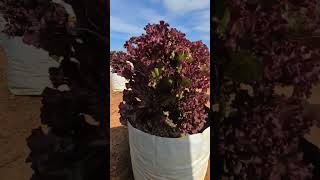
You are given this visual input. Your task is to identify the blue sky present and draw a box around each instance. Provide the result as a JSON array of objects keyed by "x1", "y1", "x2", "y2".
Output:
[{"x1": 110, "y1": 0, "x2": 210, "y2": 51}]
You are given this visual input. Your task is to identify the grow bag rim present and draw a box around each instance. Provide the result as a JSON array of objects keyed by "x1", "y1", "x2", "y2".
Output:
[{"x1": 127, "y1": 121, "x2": 210, "y2": 140}]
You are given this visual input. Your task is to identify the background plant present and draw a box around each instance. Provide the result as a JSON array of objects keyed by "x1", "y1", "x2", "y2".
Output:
[
  {"x1": 111, "y1": 21, "x2": 210, "y2": 137},
  {"x1": 0, "y1": 0, "x2": 107, "y2": 179},
  {"x1": 213, "y1": 0, "x2": 320, "y2": 179}
]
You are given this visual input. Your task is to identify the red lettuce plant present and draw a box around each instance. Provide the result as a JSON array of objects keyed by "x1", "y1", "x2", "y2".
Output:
[
  {"x1": 1, "y1": 0, "x2": 108, "y2": 179},
  {"x1": 111, "y1": 21, "x2": 210, "y2": 137},
  {"x1": 213, "y1": 0, "x2": 320, "y2": 179},
  {"x1": 0, "y1": 0, "x2": 73, "y2": 52}
]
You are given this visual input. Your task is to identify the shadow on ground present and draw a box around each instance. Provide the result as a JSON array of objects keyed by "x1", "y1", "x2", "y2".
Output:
[{"x1": 110, "y1": 126, "x2": 134, "y2": 180}]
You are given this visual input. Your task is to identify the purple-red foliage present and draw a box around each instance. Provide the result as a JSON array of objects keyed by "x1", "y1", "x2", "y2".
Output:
[
  {"x1": 214, "y1": 0, "x2": 320, "y2": 179},
  {"x1": 111, "y1": 21, "x2": 210, "y2": 137},
  {"x1": 220, "y1": 92, "x2": 314, "y2": 179},
  {"x1": 225, "y1": 0, "x2": 320, "y2": 98},
  {"x1": 0, "y1": 0, "x2": 70, "y2": 48}
]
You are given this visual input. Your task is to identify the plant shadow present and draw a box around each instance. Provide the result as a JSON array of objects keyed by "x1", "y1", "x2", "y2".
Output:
[{"x1": 110, "y1": 125, "x2": 134, "y2": 180}]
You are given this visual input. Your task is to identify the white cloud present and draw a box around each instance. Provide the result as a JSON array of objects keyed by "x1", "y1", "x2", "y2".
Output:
[
  {"x1": 110, "y1": 16, "x2": 142, "y2": 35},
  {"x1": 163, "y1": 0, "x2": 210, "y2": 14},
  {"x1": 110, "y1": 1, "x2": 210, "y2": 47},
  {"x1": 195, "y1": 9, "x2": 210, "y2": 21},
  {"x1": 192, "y1": 23, "x2": 210, "y2": 33},
  {"x1": 190, "y1": 9, "x2": 210, "y2": 33}
]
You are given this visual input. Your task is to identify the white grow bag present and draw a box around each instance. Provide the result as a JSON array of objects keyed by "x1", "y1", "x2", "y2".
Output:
[
  {"x1": 0, "y1": 16, "x2": 59, "y2": 95},
  {"x1": 128, "y1": 122, "x2": 210, "y2": 180},
  {"x1": 110, "y1": 66, "x2": 128, "y2": 92},
  {"x1": 0, "y1": 1, "x2": 75, "y2": 95}
]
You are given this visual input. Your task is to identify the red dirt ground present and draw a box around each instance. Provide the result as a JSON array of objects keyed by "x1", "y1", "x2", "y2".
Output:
[{"x1": 0, "y1": 48, "x2": 41, "y2": 180}]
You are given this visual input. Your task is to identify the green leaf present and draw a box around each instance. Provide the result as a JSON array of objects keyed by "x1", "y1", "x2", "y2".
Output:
[
  {"x1": 181, "y1": 78, "x2": 192, "y2": 87},
  {"x1": 154, "y1": 68, "x2": 160, "y2": 77},
  {"x1": 225, "y1": 50, "x2": 262, "y2": 83},
  {"x1": 177, "y1": 64, "x2": 182, "y2": 72},
  {"x1": 175, "y1": 51, "x2": 193, "y2": 63},
  {"x1": 170, "y1": 51, "x2": 175, "y2": 59},
  {"x1": 151, "y1": 67, "x2": 162, "y2": 80},
  {"x1": 186, "y1": 56, "x2": 194, "y2": 63},
  {"x1": 151, "y1": 71, "x2": 156, "y2": 78},
  {"x1": 176, "y1": 52, "x2": 187, "y2": 62},
  {"x1": 178, "y1": 78, "x2": 192, "y2": 87}
]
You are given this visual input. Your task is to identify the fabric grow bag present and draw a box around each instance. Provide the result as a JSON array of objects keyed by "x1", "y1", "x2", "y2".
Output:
[
  {"x1": 128, "y1": 122, "x2": 210, "y2": 180},
  {"x1": 110, "y1": 66, "x2": 127, "y2": 92}
]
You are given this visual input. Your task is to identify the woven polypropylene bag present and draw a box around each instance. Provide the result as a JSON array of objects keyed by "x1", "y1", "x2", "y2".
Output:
[
  {"x1": 0, "y1": 16, "x2": 59, "y2": 95},
  {"x1": 128, "y1": 122, "x2": 210, "y2": 180},
  {"x1": 0, "y1": 0, "x2": 76, "y2": 95},
  {"x1": 110, "y1": 67, "x2": 127, "y2": 92}
]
